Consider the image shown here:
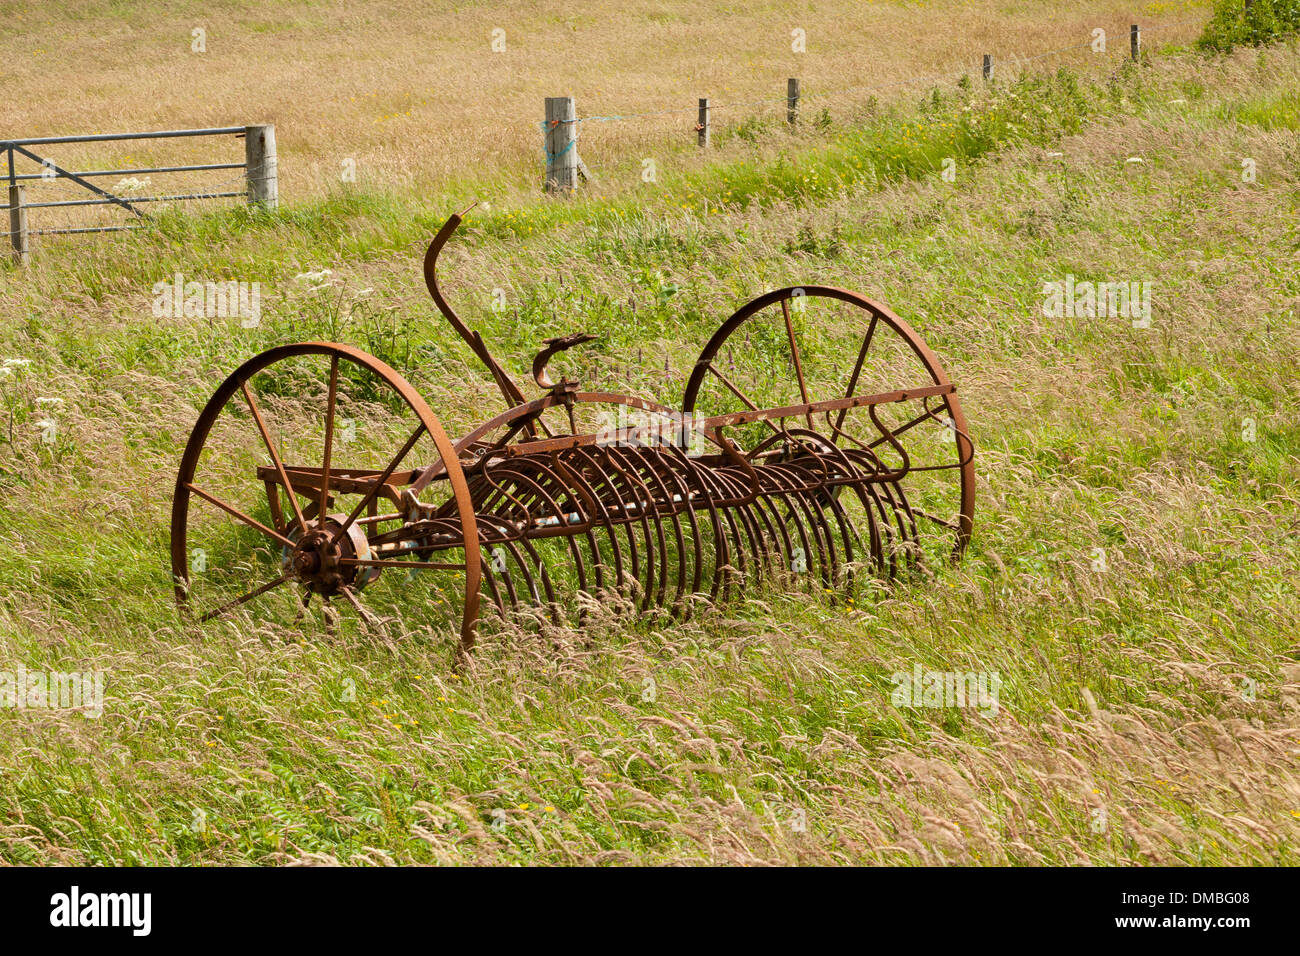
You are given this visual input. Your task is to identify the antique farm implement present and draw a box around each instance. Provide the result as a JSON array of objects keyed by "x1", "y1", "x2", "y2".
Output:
[{"x1": 171, "y1": 208, "x2": 974, "y2": 654}]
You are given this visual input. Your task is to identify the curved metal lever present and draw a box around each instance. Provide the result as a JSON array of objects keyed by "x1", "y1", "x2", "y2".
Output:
[
  {"x1": 533, "y1": 333, "x2": 599, "y2": 389},
  {"x1": 423, "y1": 203, "x2": 530, "y2": 412}
]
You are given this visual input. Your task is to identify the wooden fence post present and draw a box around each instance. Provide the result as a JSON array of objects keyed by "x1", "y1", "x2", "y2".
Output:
[
  {"x1": 787, "y1": 78, "x2": 800, "y2": 125},
  {"x1": 544, "y1": 96, "x2": 578, "y2": 195},
  {"x1": 244, "y1": 124, "x2": 278, "y2": 210},
  {"x1": 8, "y1": 184, "x2": 28, "y2": 266},
  {"x1": 1130, "y1": 24, "x2": 1140, "y2": 61},
  {"x1": 982, "y1": 55, "x2": 993, "y2": 82},
  {"x1": 697, "y1": 98, "x2": 710, "y2": 147}
]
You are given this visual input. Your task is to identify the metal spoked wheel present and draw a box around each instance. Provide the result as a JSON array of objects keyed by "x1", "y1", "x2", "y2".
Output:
[
  {"x1": 170, "y1": 342, "x2": 482, "y2": 648},
  {"x1": 681, "y1": 287, "x2": 974, "y2": 589}
]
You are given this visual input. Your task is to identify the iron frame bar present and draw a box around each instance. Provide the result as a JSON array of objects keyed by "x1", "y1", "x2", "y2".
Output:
[{"x1": 9, "y1": 162, "x2": 244, "y2": 182}]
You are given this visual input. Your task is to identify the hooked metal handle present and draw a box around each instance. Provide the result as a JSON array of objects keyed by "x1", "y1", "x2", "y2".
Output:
[{"x1": 532, "y1": 332, "x2": 599, "y2": 389}]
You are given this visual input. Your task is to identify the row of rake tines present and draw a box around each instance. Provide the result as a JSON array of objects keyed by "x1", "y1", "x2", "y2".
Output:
[{"x1": 377, "y1": 431, "x2": 923, "y2": 623}]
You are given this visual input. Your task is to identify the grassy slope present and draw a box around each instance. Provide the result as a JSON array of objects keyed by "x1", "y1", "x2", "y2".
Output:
[{"x1": 1, "y1": 37, "x2": 1299, "y2": 864}]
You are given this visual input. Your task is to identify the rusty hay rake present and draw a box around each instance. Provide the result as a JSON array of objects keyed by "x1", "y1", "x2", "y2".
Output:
[{"x1": 171, "y1": 208, "x2": 975, "y2": 655}]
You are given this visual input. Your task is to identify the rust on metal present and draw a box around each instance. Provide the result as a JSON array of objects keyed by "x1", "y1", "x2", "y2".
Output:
[{"x1": 171, "y1": 212, "x2": 975, "y2": 660}]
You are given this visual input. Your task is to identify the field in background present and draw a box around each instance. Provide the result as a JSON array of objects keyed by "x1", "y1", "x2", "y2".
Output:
[
  {"x1": 1, "y1": 0, "x2": 1210, "y2": 230},
  {"x1": 3, "y1": 1, "x2": 1300, "y2": 865}
]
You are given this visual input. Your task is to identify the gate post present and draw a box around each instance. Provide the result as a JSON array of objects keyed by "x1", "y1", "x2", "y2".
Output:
[
  {"x1": 544, "y1": 97, "x2": 578, "y2": 195},
  {"x1": 8, "y1": 184, "x2": 28, "y2": 266},
  {"x1": 244, "y1": 124, "x2": 278, "y2": 210}
]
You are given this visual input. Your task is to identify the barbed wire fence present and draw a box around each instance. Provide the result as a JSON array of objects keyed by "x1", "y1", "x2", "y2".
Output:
[{"x1": 538, "y1": 15, "x2": 1210, "y2": 193}]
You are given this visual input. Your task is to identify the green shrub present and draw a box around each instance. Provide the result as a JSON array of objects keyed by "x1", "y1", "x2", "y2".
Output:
[{"x1": 1197, "y1": 0, "x2": 1300, "y2": 52}]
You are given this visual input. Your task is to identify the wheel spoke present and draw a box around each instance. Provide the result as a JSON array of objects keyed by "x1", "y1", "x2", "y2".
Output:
[
  {"x1": 911, "y1": 508, "x2": 959, "y2": 531},
  {"x1": 319, "y1": 354, "x2": 339, "y2": 522},
  {"x1": 291, "y1": 589, "x2": 312, "y2": 624},
  {"x1": 242, "y1": 379, "x2": 308, "y2": 532},
  {"x1": 199, "y1": 573, "x2": 289, "y2": 622},
  {"x1": 705, "y1": 364, "x2": 782, "y2": 436},
  {"x1": 866, "y1": 404, "x2": 941, "y2": 450},
  {"x1": 340, "y1": 558, "x2": 467, "y2": 571},
  {"x1": 330, "y1": 423, "x2": 427, "y2": 546},
  {"x1": 185, "y1": 482, "x2": 295, "y2": 548},
  {"x1": 835, "y1": 314, "x2": 877, "y2": 433},
  {"x1": 339, "y1": 585, "x2": 381, "y2": 626},
  {"x1": 781, "y1": 297, "x2": 812, "y2": 428}
]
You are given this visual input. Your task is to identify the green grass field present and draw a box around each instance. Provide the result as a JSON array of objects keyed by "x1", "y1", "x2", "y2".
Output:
[{"x1": 2, "y1": 16, "x2": 1299, "y2": 865}]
